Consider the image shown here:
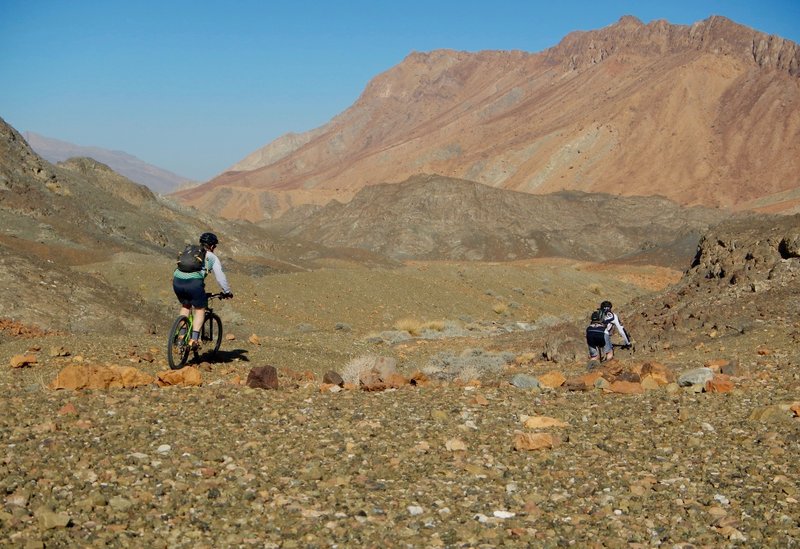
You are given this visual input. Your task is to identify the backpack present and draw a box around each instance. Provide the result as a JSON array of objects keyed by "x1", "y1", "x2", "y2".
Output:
[{"x1": 176, "y1": 244, "x2": 206, "y2": 273}]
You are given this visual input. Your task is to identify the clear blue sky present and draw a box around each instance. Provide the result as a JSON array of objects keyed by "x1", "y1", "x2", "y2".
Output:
[{"x1": 1, "y1": 0, "x2": 798, "y2": 181}]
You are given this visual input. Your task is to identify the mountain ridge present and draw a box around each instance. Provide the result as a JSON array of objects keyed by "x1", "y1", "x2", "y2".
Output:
[
  {"x1": 172, "y1": 15, "x2": 800, "y2": 222},
  {"x1": 23, "y1": 131, "x2": 192, "y2": 194}
]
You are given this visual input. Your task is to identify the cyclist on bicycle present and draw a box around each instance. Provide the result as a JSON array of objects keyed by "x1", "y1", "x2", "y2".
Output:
[
  {"x1": 173, "y1": 232, "x2": 233, "y2": 347},
  {"x1": 597, "y1": 300, "x2": 630, "y2": 361}
]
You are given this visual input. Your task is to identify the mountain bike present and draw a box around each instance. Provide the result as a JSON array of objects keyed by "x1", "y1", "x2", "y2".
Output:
[{"x1": 167, "y1": 293, "x2": 226, "y2": 369}]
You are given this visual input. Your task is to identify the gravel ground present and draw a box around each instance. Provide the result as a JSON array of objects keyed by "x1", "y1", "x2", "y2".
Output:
[{"x1": 2, "y1": 327, "x2": 799, "y2": 548}]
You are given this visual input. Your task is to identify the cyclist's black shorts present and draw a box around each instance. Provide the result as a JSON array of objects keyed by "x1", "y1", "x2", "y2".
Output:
[
  {"x1": 173, "y1": 277, "x2": 208, "y2": 309},
  {"x1": 586, "y1": 326, "x2": 606, "y2": 348}
]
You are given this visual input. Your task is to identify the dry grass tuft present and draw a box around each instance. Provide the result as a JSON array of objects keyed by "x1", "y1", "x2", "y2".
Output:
[
  {"x1": 492, "y1": 302, "x2": 508, "y2": 315},
  {"x1": 341, "y1": 355, "x2": 376, "y2": 386},
  {"x1": 394, "y1": 318, "x2": 423, "y2": 336},
  {"x1": 421, "y1": 320, "x2": 446, "y2": 332}
]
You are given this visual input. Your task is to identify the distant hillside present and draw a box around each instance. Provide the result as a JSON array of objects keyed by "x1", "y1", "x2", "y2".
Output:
[
  {"x1": 23, "y1": 131, "x2": 192, "y2": 194},
  {"x1": 174, "y1": 15, "x2": 800, "y2": 222},
  {"x1": 271, "y1": 174, "x2": 728, "y2": 265}
]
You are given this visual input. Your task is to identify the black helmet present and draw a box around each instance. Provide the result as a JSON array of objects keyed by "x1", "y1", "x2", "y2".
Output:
[
  {"x1": 591, "y1": 310, "x2": 602, "y2": 322},
  {"x1": 600, "y1": 300, "x2": 612, "y2": 311},
  {"x1": 199, "y1": 232, "x2": 219, "y2": 247}
]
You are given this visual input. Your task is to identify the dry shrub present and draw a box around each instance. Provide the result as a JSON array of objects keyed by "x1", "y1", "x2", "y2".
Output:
[
  {"x1": 394, "y1": 318, "x2": 423, "y2": 336},
  {"x1": 421, "y1": 320, "x2": 446, "y2": 332},
  {"x1": 589, "y1": 283, "x2": 602, "y2": 295},
  {"x1": 514, "y1": 352, "x2": 537, "y2": 366},
  {"x1": 493, "y1": 302, "x2": 508, "y2": 315},
  {"x1": 341, "y1": 355, "x2": 376, "y2": 386}
]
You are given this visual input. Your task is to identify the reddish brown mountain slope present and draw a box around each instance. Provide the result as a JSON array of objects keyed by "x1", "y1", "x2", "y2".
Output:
[{"x1": 173, "y1": 15, "x2": 800, "y2": 222}]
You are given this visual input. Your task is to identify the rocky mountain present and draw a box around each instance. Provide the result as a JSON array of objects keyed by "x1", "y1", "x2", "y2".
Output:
[
  {"x1": 272, "y1": 174, "x2": 727, "y2": 264},
  {"x1": 23, "y1": 131, "x2": 192, "y2": 194},
  {"x1": 172, "y1": 15, "x2": 800, "y2": 222},
  {"x1": 0, "y1": 116, "x2": 356, "y2": 334},
  {"x1": 623, "y1": 211, "x2": 800, "y2": 355}
]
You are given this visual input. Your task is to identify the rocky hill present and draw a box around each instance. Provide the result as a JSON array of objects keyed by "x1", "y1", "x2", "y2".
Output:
[
  {"x1": 0, "y1": 117, "x2": 368, "y2": 334},
  {"x1": 271, "y1": 174, "x2": 727, "y2": 264},
  {"x1": 172, "y1": 15, "x2": 800, "y2": 221},
  {"x1": 23, "y1": 131, "x2": 192, "y2": 194}
]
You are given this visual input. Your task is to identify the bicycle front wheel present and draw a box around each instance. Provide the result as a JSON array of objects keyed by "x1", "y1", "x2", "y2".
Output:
[
  {"x1": 201, "y1": 313, "x2": 223, "y2": 358},
  {"x1": 167, "y1": 315, "x2": 191, "y2": 370}
]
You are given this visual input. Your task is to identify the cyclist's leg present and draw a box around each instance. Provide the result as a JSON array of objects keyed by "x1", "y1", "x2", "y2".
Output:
[
  {"x1": 191, "y1": 308, "x2": 206, "y2": 344},
  {"x1": 175, "y1": 278, "x2": 208, "y2": 345},
  {"x1": 603, "y1": 333, "x2": 614, "y2": 360}
]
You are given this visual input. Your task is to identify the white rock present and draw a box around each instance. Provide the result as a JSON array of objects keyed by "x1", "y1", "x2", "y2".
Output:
[
  {"x1": 493, "y1": 510, "x2": 515, "y2": 519},
  {"x1": 156, "y1": 444, "x2": 171, "y2": 454},
  {"x1": 407, "y1": 505, "x2": 424, "y2": 516}
]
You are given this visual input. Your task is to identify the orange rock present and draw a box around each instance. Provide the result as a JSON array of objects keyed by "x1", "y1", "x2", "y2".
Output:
[
  {"x1": 641, "y1": 362, "x2": 674, "y2": 383},
  {"x1": 248, "y1": 334, "x2": 261, "y2": 345},
  {"x1": 538, "y1": 371, "x2": 566, "y2": 389},
  {"x1": 384, "y1": 373, "x2": 408, "y2": 389},
  {"x1": 513, "y1": 432, "x2": 558, "y2": 451},
  {"x1": 225, "y1": 334, "x2": 236, "y2": 341},
  {"x1": 57, "y1": 402, "x2": 78, "y2": 416},
  {"x1": 640, "y1": 375, "x2": 663, "y2": 391},
  {"x1": 608, "y1": 381, "x2": 644, "y2": 394},
  {"x1": 757, "y1": 346, "x2": 772, "y2": 356},
  {"x1": 10, "y1": 354, "x2": 37, "y2": 368},
  {"x1": 704, "y1": 358, "x2": 730, "y2": 373},
  {"x1": 522, "y1": 416, "x2": 568, "y2": 429},
  {"x1": 115, "y1": 366, "x2": 156, "y2": 388},
  {"x1": 49, "y1": 364, "x2": 154, "y2": 390},
  {"x1": 705, "y1": 374, "x2": 734, "y2": 393},
  {"x1": 565, "y1": 371, "x2": 603, "y2": 391},
  {"x1": 409, "y1": 371, "x2": 429, "y2": 386},
  {"x1": 472, "y1": 394, "x2": 490, "y2": 406},
  {"x1": 157, "y1": 367, "x2": 202, "y2": 387},
  {"x1": 791, "y1": 402, "x2": 800, "y2": 417}
]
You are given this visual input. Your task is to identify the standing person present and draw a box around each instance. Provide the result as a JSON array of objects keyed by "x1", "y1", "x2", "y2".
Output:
[
  {"x1": 173, "y1": 232, "x2": 233, "y2": 347},
  {"x1": 586, "y1": 310, "x2": 608, "y2": 361},
  {"x1": 598, "y1": 300, "x2": 630, "y2": 361}
]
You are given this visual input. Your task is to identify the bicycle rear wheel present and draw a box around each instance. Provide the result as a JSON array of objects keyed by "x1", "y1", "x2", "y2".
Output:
[
  {"x1": 201, "y1": 313, "x2": 223, "y2": 358},
  {"x1": 167, "y1": 315, "x2": 191, "y2": 369}
]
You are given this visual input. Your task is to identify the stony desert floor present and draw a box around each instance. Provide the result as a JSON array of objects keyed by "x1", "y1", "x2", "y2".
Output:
[{"x1": 2, "y1": 258, "x2": 799, "y2": 548}]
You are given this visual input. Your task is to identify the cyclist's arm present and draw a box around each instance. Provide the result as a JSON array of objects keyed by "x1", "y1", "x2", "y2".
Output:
[
  {"x1": 612, "y1": 315, "x2": 631, "y2": 345},
  {"x1": 208, "y1": 254, "x2": 232, "y2": 294}
]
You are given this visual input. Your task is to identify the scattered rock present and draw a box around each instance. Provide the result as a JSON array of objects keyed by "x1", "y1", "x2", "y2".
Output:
[
  {"x1": 521, "y1": 415, "x2": 568, "y2": 429},
  {"x1": 445, "y1": 438, "x2": 467, "y2": 452},
  {"x1": 49, "y1": 346, "x2": 70, "y2": 358},
  {"x1": 10, "y1": 354, "x2": 37, "y2": 368},
  {"x1": 34, "y1": 506, "x2": 70, "y2": 529},
  {"x1": 157, "y1": 367, "x2": 202, "y2": 387},
  {"x1": 607, "y1": 380, "x2": 644, "y2": 395},
  {"x1": 538, "y1": 371, "x2": 566, "y2": 389},
  {"x1": 57, "y1": 402, "x2": 78, "y2": 416},
  {"x1": 678, "y1": 367, "x2": 714, "y2": 387},
  {"x1": 513, "y1": 432, "x2": 558, "y2": 451},
  {"x1": 245, "y1": 366, "x2": 279, "y2": 390},
  {"x1": 749, "y1": 404, "x2": 795, "y2": 423},
  {"x1": 705, "y1": 374, "x2": 734, "y2": 393},
  {"x1": 50, "y1": 364, "x2": 155, "y2": 390},
  {"x1": 322, "y1": 370, "x2": 344, "y2": 386},
  {"x1": 510, "y1": 374, "x2": 540, "y2": 389},
  {"x1": 565, "y1": 371, "x2": 603, "y2": 391}
]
